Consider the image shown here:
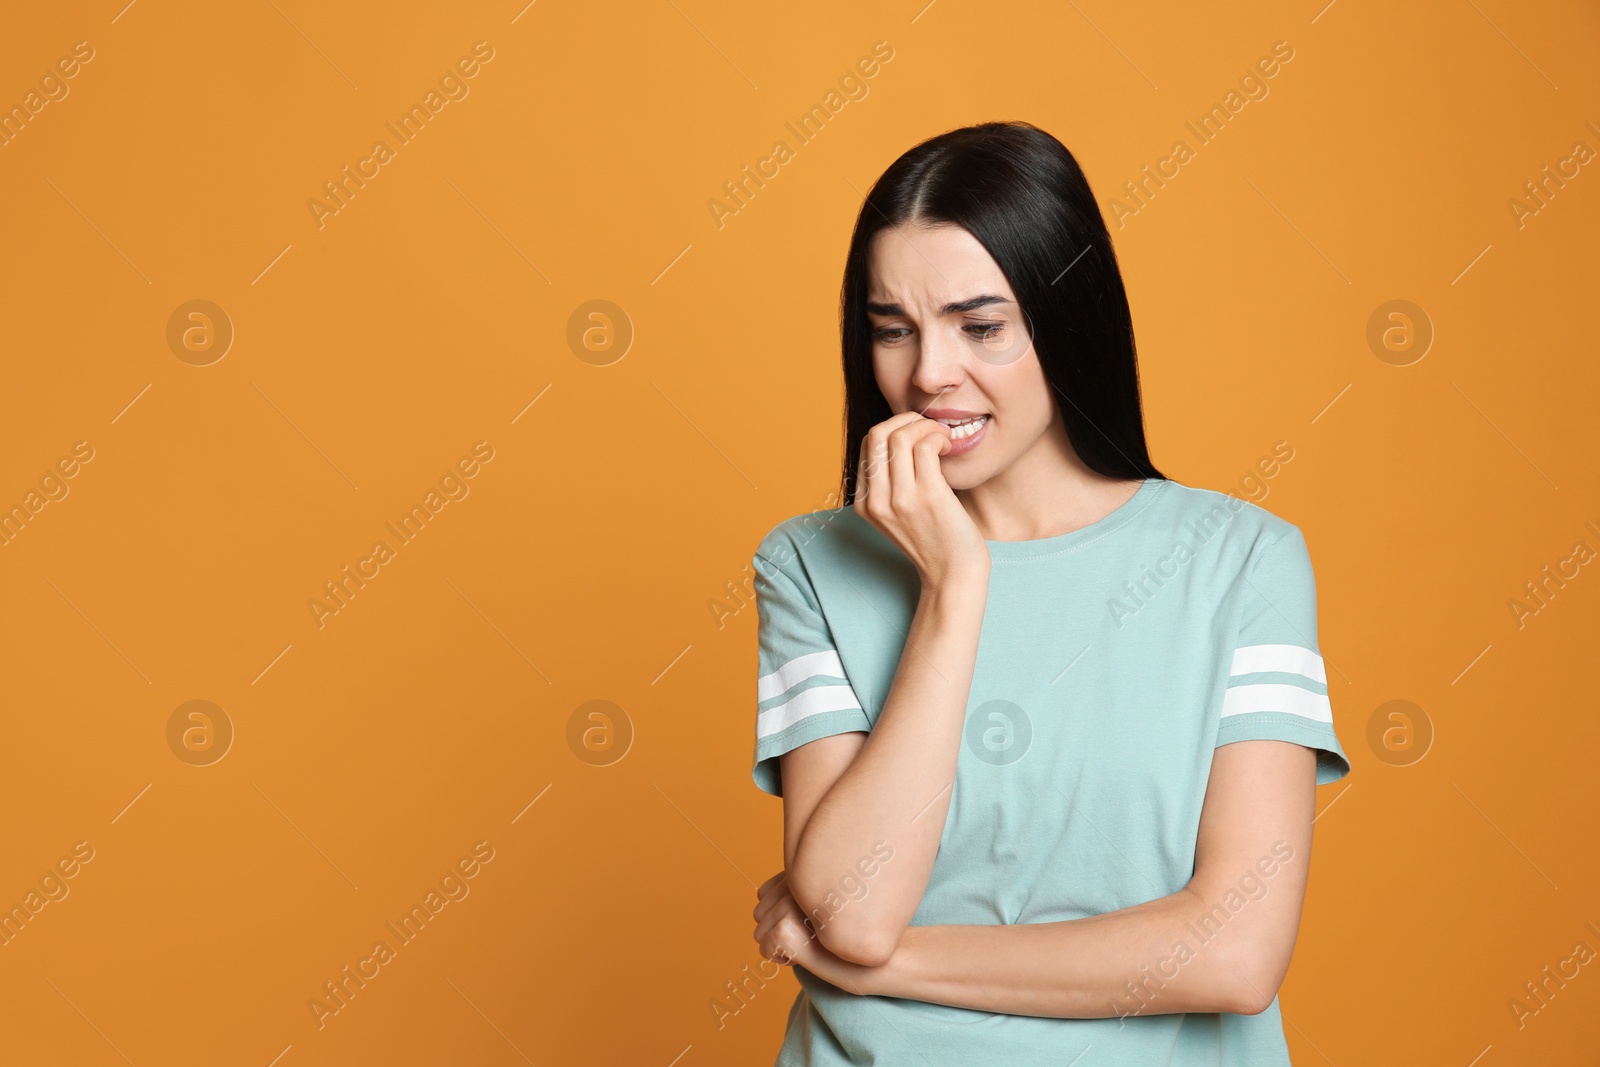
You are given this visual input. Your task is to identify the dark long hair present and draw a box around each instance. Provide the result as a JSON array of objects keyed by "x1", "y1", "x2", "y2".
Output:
[{"x1": 839, "y1": 120, "x2": 1164, "y2": 504}]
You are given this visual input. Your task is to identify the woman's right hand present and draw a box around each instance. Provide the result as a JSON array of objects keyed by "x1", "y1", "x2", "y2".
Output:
[{"x1": 853, "y1": 411, "x2": 991, "y2": 590}]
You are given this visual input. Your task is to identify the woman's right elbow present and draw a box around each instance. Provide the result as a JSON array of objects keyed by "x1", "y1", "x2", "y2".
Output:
[
  {"x1": 812, "y1": 911, "x2": 900, "y2": 968},
  {"x1": 789, "y1": 862, "x2": 904, "y2": 966}
]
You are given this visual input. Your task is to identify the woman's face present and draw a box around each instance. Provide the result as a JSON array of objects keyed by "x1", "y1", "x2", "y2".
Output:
[{"x1": 865, "y1": 221, "x2": 1056, "y2": 490}]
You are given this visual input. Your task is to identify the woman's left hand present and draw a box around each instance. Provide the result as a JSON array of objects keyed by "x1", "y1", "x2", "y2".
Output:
[{"x1": 753, "y1": 870, "x2": 879, "y2": 996}]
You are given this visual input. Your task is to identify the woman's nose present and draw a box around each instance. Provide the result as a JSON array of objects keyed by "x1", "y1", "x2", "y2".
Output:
[{"x1": 910, "y1": 331, "x2": 964, "y2": 395}]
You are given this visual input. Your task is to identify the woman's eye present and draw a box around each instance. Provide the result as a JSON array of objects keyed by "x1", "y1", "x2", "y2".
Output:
[{"x1": 873, "y1": 323, "x2": 1004, "y2": 342}]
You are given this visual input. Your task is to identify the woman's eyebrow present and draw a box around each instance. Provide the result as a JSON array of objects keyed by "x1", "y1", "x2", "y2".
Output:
[{"x1": 866, "y1": 294, "x2": 1014, "y2": 316}]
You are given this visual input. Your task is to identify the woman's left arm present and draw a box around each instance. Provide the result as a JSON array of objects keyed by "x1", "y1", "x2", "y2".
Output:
[{"x1": 756, "y1": 738, "x2": 1318, "y2": 1019}]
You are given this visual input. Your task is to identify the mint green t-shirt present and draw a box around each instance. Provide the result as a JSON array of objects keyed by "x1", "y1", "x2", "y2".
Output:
[{"x1": 750, "y1": 476, "x2": 1351, "y2": 1066}]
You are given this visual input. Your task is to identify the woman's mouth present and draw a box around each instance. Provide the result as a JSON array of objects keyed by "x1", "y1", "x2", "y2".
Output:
[
  {"x1": 937, "y1": 415, "x2": 989, "y2": 439},
  {"x1": 936, "y1": 414, "x2": 990, "y2": 455}
]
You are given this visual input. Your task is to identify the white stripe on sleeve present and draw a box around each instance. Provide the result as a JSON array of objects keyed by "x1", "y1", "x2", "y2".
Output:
[
  {"x1": 756, "y1": 683, "x2": 864, "y2": 740},
  {"x1": 1229, "y1": 643, "x2": 1327, "y2": 684},
  {"x1": 758, "y1": 648, "x2": 849, "y2": 702},
  {"x1": 1220, "y1": 682, "x2": 1333, "y2": 724}
]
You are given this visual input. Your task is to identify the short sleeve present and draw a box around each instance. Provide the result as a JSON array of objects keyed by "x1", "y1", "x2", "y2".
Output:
[
  {"x1": 751, "y1": 549, "x2": 871, "y2": 797},
  {"x1": 1216, "y1": 526, "x2": 1352, "y2": 786}
]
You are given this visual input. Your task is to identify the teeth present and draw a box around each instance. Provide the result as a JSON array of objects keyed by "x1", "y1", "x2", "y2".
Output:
[{"x1": 947, "y1": 415, "x2": 988, "y2": 440}]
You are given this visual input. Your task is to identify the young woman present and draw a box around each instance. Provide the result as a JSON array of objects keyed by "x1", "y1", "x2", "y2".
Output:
[{"x1": 748, "y1": 121, "x2": 1351, "y2": 1065}]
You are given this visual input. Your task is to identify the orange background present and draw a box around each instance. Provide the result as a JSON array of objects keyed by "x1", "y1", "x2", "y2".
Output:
[{"x1": 2, "y1": 0, "x2": 1597, "y2": 1063}]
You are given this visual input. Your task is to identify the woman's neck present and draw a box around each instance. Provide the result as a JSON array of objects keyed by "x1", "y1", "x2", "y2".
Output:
[{"x1": 955, "y1": 423, "x2": 1144, "y2": 543}]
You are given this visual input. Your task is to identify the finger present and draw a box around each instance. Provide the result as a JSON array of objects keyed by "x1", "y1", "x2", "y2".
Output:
[
  {"x1": 753, "y1": 905, "x2": 785, "y2": 945},
  {"x1": 859, "y1": 411, "x2": 922, "y2": 505},
  {"x1": 756, "y1": 921, "x2": 787, "y2": 963},
  {"x1": 889, "y1": 418, "x2": 948, "y2": 508},
  {"x1": 854, "y1": 431, "x2": 871, "y2": 513},
  {"x1": 755, "y1": 870, "x2": 785, "y2": 898},
  {"x1": 757, "y1": 894, "x2": 815, "y2": 951},
  {"x1": 753, "y1": 881, "x2": 790, "y2": 923},
  {"x1": 760, "y1": 917, "x2": 807, "y2": 967},
  {"x1": 774, "y1": 914, "x2": 817, "y2": 965},
  {"x1": 759, "y1": 934, "x2": 794, "y2": 966},
  {"x1": 911, "y1": 425, "x2": 952, "y2": 485},
  {"x1": 860, "y1": 425, "x2": 890, "y2": 509}
]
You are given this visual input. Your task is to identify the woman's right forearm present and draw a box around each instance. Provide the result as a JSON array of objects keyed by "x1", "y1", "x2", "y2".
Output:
[{"x1": 787, "y1": 571, "x2": 989, "y2": 966}]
